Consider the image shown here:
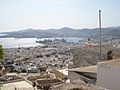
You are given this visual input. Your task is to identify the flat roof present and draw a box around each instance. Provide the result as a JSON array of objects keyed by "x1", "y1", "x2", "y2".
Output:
[
  {"x1": 98, "y1": 58, "x2": 120, "y2": 67},
  {"x1": 2, "y1": 81, "x2": 33, "y2": 90},
  {"x1": 57, "y1": 69, "x2": 68, "y2": 76},
  {"x1": 68, "y1": 65, "x2": 97, "y2": 73}
]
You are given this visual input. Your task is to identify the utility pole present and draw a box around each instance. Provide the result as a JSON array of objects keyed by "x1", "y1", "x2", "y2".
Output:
[{"x1": 99, "y1": 10, "x2": 102, "y2": 62}]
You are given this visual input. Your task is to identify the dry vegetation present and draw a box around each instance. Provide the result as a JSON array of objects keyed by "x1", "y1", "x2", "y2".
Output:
[{"x1": 72, "y1": 45, "x2": 120, "y2": 68}]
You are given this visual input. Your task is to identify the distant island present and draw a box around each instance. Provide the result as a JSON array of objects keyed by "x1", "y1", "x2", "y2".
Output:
[{"x1": 0, "y1": 26, "x2": 120, "y2": 42}]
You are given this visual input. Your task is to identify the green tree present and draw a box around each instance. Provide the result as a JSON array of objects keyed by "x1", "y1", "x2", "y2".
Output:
[
  {"x1": 0, "y1": 45, "x2": 4, "y2": 90},
  {"x1": 0, "y1": 45, "x2": 4, "y2": 60}
]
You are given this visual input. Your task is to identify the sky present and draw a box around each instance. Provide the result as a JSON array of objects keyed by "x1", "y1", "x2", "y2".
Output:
[{"x1": 0, "y1": 0, "x2": 120, "y2": 32}]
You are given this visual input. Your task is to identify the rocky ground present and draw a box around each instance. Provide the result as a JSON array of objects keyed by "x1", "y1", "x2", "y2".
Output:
[{"x1": 72, "y1": 45, "x2": 120, "y2": 68}]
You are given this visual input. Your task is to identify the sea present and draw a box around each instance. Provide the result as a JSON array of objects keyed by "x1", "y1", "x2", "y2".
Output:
[{"x1": 0, "y1": 35, "x2": 83, "y2": 48}]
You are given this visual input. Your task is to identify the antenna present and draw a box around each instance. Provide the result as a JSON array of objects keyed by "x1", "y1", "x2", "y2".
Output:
[{"x1": 99, "y1": 10, "x2": 102, "y2": 62}]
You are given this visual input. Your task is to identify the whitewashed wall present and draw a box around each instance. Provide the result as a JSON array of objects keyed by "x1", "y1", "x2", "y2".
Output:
[{"x1": 97, "y1": 63, "x2": 120, "y2": 90}]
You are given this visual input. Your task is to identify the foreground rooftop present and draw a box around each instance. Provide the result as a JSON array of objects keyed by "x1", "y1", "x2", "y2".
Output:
[
  {"x1": 98, "y1": 58, "x2": 120, "y2": 67},
  {"x1": 68, "y1": 65, "x2": 97, "y2": 74}
]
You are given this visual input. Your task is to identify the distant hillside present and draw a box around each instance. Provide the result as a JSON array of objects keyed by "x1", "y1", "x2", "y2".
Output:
[
  {"x1": 0, "y1": 28, "x2": 58, "y2": 38},
  {"x1": 0, "y1": 26, "x2": 120, "y2": 40}
]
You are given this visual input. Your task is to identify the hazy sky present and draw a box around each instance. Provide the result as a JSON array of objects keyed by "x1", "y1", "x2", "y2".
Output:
[{"x1": 0, "y1": 0, "x2": 120, "y2": 32}]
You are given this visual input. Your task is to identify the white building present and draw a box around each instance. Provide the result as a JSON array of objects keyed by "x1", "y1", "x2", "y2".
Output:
[
  {"x1": 68, "y1": 58, "x2": 120, "y2": 90},
  {"x1": 97, "y1": 58, "x2": 120, "y2": 90}
]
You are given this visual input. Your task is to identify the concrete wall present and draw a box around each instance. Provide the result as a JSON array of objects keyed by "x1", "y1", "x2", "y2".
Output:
[
  {"x1": 68, "y1": 71, "x2": 96, "y2": 84},
  {"x1": 68, "y1": 71, "x2": 81, "y2": 82},
  {"x1": 97, "y1": 63, "x2": 120, "y2": 90}
]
